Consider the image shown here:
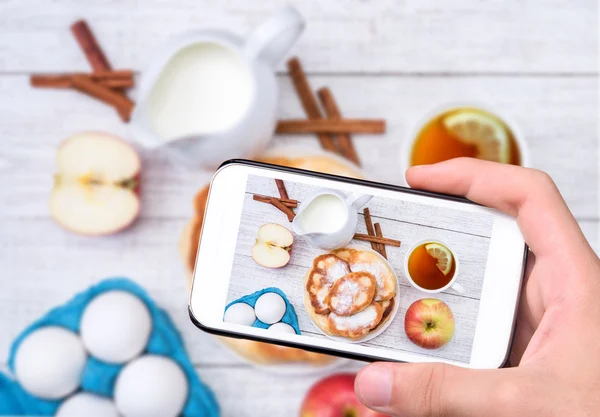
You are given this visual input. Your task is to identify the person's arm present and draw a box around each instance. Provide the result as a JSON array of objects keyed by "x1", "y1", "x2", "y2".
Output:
[{"x1": 354, "y1": 158, "x2": 600, "y2": 417}]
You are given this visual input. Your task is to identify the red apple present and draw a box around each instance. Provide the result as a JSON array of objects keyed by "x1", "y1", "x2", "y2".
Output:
[
  {"x1": 251, "y1": 223, "x2": 293, "y2": 268},
  {"x1": 404, "y1": 298, "x2": 455, "y2": 349},
  {"x1": 50, "y1": 132, "x2": 141, "y2": 236},
  {"x1": 300, "y1": 373, "x2": 388, "y2": 417}
]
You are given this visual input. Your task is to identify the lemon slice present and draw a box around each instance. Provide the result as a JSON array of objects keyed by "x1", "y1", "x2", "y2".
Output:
[
  {"x1": 443, "y1": 110, "x2": 510, "y2": 163},
  {"x1": 425, "y1": 243, "x2": 453, "y2": 275}
]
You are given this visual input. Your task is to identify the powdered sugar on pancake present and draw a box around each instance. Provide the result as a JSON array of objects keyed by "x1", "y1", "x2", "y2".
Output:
[
  {"x1": 351, "y1": 262, "x2": 394, "y2": 301},
  {"x1": 325, "y1": 272, "x2": 376, "y2": 316},
  {"x1": 307, "y1": 254, "x2": 351, "y2": 314},
  {"x1": 327, "y1": 261, "x2": 351, "y2": 281},
  {"x1": 332, "y1": 281, "x2": 358, "y2": 313},
  {"x1": 327, "y1": 303, "x2": 383, "y2": 340}
]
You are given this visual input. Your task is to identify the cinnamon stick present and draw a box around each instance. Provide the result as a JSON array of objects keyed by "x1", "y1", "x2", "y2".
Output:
[
  {"x1": 362, "y1": 208, "x2": 378, "y2": 253},
  {"x1": 253, "y1": 195, "x2": 298, "y2": 208},
  {"x1": 70, "y1": 75, "x2": 134, "y2": 122},
  {"x1": 353, "y1": 234, "x2": 401, "y2": 248},
  {"x1": 70, "y1": 19, "x2": 131, "y2": 121},
  {"x1": 287, "y1": 58, "x2": 338, "y2": 153},
  {"x1": 274, "y1": 179, "x2": 289, "y2": 200},
  {"x1": 31, "y1": 70, "x2": 134, "y2": 89},
  {"x1": 276, "y1": 119, "x2": 385, "y2": 135},
  {"x1": 70, "y1": 20, "x2": 113, "y2": 72},
  {"x1": 374, "y1": 223, "x2": 388, "y2": 259},
  {"x1": 317, "y1": 87, "x2": 361, "y2": 166},
  {"x1": 269, "y1": 198, "x2": 296, "y2": 222}
]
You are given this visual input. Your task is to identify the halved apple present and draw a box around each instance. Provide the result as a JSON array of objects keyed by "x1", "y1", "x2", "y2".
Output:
[
  {"x1": 50, "y1": 132, "x2": 141, "y2": 235},
  {"x1": 251, "y1": 224, "x2": 294, "y2": 268}
]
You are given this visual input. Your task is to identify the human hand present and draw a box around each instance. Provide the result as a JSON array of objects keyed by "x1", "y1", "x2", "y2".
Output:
[{"x1": 355, "y1": 158, "x2": 600, "y2": 417}]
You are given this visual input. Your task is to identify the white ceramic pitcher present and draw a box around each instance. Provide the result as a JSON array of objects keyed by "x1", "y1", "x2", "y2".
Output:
[
  {"x1": 130, "y1": 6, "x2": 305, "y2": 168},
  {"x1": 292, "y1": 189, "x2": 373, "y2": 250}
]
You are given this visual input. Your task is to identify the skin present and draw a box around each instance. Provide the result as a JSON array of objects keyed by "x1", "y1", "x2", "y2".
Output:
[{"x1": 354, "y1": 158, "x2": 600, "y2": 417}]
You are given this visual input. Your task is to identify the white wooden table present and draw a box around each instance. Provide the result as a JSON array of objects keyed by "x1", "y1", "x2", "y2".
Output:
[{"x1": 0, "y1": 1, "x2": 597, "y2": 415}]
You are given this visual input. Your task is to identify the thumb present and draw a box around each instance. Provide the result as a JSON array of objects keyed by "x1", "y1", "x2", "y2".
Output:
[{"x1": 354, "y1": 362, "x2": 516, "y2": 417}]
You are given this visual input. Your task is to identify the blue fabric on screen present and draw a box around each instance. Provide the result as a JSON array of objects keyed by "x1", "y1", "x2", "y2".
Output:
[{"x1": 224, "y1": 287, "x2": 301, "y2": 334}]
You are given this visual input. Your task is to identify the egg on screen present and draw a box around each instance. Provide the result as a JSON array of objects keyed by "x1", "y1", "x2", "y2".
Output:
[
  {"x1": 268, "y1": 322, "x2": 296, "y2": 334},
  {"x1": 254, "y1": 292, "x2": 286, "y2": 324},
  {"x1": 223, "y1": 303, "x2": 256, "y2": 326},
  {"x1": 80, "y1": 291, "x2": 152, "y2": 364},
  {"x1": 14, "y1": 326, "x2": 87, "y2": 399},
  {"x1": 114, "y1": 355, "x2": 188, "y2": 417},
  {"x1": 55, "y1": 392, "x2": 120, "y2": 417}
]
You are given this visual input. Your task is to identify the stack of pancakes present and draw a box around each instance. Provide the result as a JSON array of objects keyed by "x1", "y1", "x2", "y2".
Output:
[{"x1": 305, "y1": 249, "x2": 397, "y2": 341}]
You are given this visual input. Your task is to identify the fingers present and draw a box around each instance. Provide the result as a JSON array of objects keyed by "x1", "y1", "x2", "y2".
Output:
[
  {"x1": 355, "y1": 362, "x2": 515, "y2": 417},
  {"x1": 405, "y1": 158, "x2": 588, "y2": 257}
]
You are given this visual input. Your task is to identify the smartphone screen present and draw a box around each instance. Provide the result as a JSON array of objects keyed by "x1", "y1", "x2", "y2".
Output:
[{"x1": 190, "y1": 161, "x2": 526, "y2": 369}]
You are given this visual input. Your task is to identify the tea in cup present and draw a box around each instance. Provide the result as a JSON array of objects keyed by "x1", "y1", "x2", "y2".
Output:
[
  {"x1": 403, "y1": 104, "x2": 529, "y2": 171},
  {"x1": 404, "y1": 239, "x2": 464, "y2": 294}
]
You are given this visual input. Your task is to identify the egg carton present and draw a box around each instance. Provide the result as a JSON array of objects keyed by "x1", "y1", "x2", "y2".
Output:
[
  {"x1": 225, "y1": 287, "x2": 301, "y2": 333},
  {"x1": 0, "y1": 278, "x2": 219, "y2": 417}
]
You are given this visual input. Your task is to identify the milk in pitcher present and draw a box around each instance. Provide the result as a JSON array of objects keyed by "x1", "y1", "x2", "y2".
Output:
[
  {"x1": 146, "y1": 43, "x2": 254, "y2": 140},
  {"x1": 296, "y1": 194, "x2": 348, "y2": 234}
]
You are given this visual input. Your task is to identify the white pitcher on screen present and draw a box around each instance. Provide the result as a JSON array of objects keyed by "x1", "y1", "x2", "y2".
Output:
[
  {"x1": 292, "y1": 189, "x2": 373, "y2": 250},
  {"x1": 130, "y1": 6, "x2": 305, "y2": 168}
]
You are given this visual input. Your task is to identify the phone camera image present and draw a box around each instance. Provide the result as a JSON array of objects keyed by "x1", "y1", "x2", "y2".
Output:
[{"x1": 217, "y1": 172, "x2": 496, "y2": 365}]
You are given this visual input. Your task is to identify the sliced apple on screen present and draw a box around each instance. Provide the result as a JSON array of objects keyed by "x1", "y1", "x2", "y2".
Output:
[
  {"x1": 50, "y1": 132, "x2": 141, "y2": 236},
  {"x1": 251, "y1": 223, "x2": 293, "y2": 268}
]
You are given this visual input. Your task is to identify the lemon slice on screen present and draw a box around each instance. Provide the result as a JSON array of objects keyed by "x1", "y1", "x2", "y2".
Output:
[
  {"x1": 443, "y1": 110, "x2": 510, "y2": 163},
  {"x1": 425, "y1": 243, "x2": 453, "y2": 275}
]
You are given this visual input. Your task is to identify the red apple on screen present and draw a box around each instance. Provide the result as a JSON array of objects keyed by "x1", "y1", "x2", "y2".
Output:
[
  {"x1": 300, "y1": 373, "x2": 387, "y2": 417},
  {"x1": 404, "y1": 298, "x2": 455, "y2": 349},
  {"x1": 251, "y1": 223, "x2": 293, "y2": 268},
  {"x1": 50, "y1": 132, "x2": 141, "y2": 236}
]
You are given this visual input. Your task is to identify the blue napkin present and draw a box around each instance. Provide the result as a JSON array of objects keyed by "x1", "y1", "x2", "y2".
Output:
[
  {"x1": 0, "y1": 278, "x2": 220, "y2": 417},
  {"x1": 224, "y1": 287, "x2": 301, "y2": 334}
]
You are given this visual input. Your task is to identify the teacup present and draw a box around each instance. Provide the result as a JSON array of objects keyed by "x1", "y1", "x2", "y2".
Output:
[
  {"x1": 404, "y1": 239, "x2": 464, "y2": 294},
  {"x1": 401, "y1": 102, "x2": 530, "y2": 184}
]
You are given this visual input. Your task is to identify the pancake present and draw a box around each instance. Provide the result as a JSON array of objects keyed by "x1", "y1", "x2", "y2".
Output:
[
  {"x1": 333, "y1": 248, "x2": 396, "y2": 301},
  {"x1": 327, "y1": 303, "x2": 383, "y2": 340},
  {"x1": 306, "y1": 254, "x2": 351, "y2": 314},
  {"x1": 373, "y1": 298, "x2": 395, "y2": 331},
  {"x1": 324, "y1": 272, "x2": 376, "y2": 316}
]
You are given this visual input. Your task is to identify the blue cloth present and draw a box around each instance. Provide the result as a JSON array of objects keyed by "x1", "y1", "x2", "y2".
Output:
[
  {"x1": 224, "y1": 287, "x2": 301, "y2": 334},
  {"x1": 0, "y1": 278, "x2": 220, "y2": 417}
]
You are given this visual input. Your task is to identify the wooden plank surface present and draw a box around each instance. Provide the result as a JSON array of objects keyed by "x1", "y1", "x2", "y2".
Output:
[
  {"x1": 195, "y1": 362, "x2": 364, "y2": 416},
  {"x1": 0, "y1": 75, "x2": 597, "y2": 218},
  {"x1": 0, "y1": 0, "x2": 596, "y2": 74},
  {"x1": 0, "y1": 1, "x2": 597, "y2": 415}
]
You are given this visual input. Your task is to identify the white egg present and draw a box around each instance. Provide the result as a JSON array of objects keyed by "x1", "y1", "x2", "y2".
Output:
[
  {"x1": 56, "y1": 393, "x2": 120, "y2": 417},
  {"x1": 223, "y1": 303, "x2": 256, "y2": 326},
  {"x1": 267, "y1": 322, "x2": 296, "y2": 334},
  {"x1": 14, "y1": 326, "x2": 87, "y2": 399},
  {"x1": 254, "y1": 292, "x2": 286, "y2": 324},
  {"x1": 114, "y1": 355, "x2": 188, "y2": 417},
  {"x1": 80, "y1": 291, "x2": 152, "y2": 364}
]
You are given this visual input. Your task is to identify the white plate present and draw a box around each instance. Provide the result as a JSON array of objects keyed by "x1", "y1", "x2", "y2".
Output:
[{"x1": 303, "y1": 244, "x2": 400, "y2": 344}]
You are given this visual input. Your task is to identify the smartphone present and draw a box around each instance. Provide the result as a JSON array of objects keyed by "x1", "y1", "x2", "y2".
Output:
[{"x1": 189, "y1": 160, "x2": 527, "y2": 369}]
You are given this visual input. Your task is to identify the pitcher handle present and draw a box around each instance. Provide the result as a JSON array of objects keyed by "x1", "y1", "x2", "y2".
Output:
[
  {"x1": 244, "y1": 5, "x2": 305, "y2": 68},
  {"x1": 346, "y1": 193, "x2": 373, "y2": 210}
]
